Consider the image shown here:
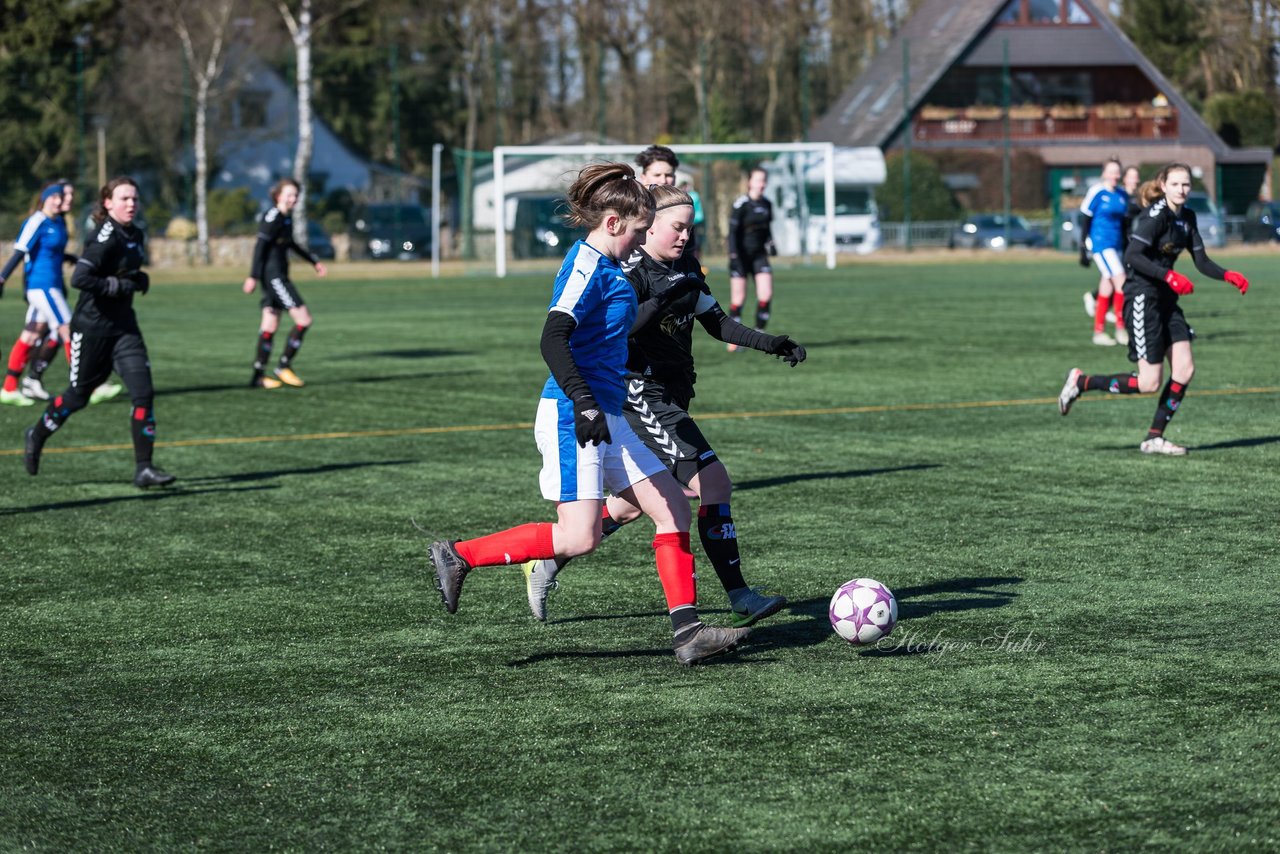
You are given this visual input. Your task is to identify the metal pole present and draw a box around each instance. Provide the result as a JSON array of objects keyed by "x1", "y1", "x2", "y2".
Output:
[
  {"x1": 1002, "y1": 39, "x2": 1011, "y2": 248},
  {"x1": 494, "y1": 148, "x2": 507, "y2": 278},
  {"x1": 823, "y1": 144, "x2": 837, "y2": 270},
  {"x1": 432, "y1": 143, "x2": 442, "y2": 278},
  {"x1": 902, "y1": 38, "x2": 911, "y2": 252}
]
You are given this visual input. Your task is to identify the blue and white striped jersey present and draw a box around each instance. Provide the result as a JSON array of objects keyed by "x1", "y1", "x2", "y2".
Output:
[{"x1": 13, "y1": 212, "x2": 68, "y2": 292}]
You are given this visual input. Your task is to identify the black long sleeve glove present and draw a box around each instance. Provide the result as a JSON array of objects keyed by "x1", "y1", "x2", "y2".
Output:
[
  {"x1": 768, "y1": 335, "x2": 807, "y2": 367},
  {"x1": 573, "y1": 399, "x2": 611, "y2": 447},
  {"x1": 123, "y1": 270, "x2": 150, "y2": 294}
]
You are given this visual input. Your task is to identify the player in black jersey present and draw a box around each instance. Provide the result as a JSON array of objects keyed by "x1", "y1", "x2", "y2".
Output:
[
  {"x1": 635, "y1": 144, "x2": 702, "y2": 260},
  {"x1": 1058, "y1": 163, "x2": 1250, "y2": 455},
  {"x1": 242, "y1": 178, "x2": 327, "y2": 389},
  {"x1": 22, "y1": 177, "x2": 176, "y2": 487},
  {"x1": 727, "y1": 166, "x2": 776, "y2": 350},
  {"x1": 523, "y1": 183, "x2": 807, "y2": 624}
]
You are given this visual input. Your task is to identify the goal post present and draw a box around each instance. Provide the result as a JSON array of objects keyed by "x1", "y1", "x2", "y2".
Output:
[{"x1": 489, "y1": 142, "x2": 838, "y2": 278}]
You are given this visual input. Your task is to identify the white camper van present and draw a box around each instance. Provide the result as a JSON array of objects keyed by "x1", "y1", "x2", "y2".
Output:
[{"x1": 766, "y1": 147, "x2": 886, "y2": 256}]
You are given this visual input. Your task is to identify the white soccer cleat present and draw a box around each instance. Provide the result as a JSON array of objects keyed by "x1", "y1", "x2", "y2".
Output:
[
  {"x1": 20, "y1": 377, "x2": 51, "y2": 401},
  {"x1": 1140, "y1": 436, "x2": 1187, "y2": 456},
  {"x1": 1105, "y1": 310, "x2": 1117, "y2": 323},
  {"x1": 1114, "y1": 328, "x2": 1129, "y2": 346},
  {"x1": 1092, "y1": 331, "x2": 1116, "y2": 346},
  {"x1": 1083, "y1": 291, "x2": 1096, "y2": 318},
  {"x1": 1058, "y1": 368, "x2": 1082, "y2": 416},
  {"x1": 89, "y1": 382, "x2": 124, "y2": 404}
]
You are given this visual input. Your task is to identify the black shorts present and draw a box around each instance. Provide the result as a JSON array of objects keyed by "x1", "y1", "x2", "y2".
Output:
[
  {"x1": 260, "y1": 277, "x2": 305, "y2": 311},
  {"x1": 622, "y1": 376, "x2": 718, "y2": 487},
  {"x1": 68, "y1": 329, "x2": 153, "y2": 402},
  {"x1": 729, "y1": 251, "x2": 771, "y2": 279},
  {"x1": 1125, "y1": 287, "x2": 1190, "y2": 364}
]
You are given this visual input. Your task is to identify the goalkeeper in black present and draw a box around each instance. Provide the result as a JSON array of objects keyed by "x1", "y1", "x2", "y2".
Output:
[
  {"x1": 23, "y1": 177, "x2": 175, "y2": 488},
  {"x1": 242, "y1": 178, "x2": 326, "y2": 389},
  {"x1": 523, "y1": 183, "x2": 807, "y2": 626}
]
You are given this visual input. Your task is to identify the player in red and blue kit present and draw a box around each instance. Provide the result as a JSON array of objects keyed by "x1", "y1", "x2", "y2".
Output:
[
  {"x1": 423, "y1": 163, "x2": 752, "y2": 666},
  {"x1": 0, "y1": 183, "x2": 76, "y2": 406},
  {"x1": 1078, "y1": 159, "x2": 1130, "y2": 347}
]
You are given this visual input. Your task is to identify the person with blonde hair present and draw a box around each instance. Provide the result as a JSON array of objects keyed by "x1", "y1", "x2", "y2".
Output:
[
  {"x1": 424, "y1": 163, "x2": 751, "y2": 666},
  {"x1": 523, "y1": 183, "x2": 806, "y2": 626}
]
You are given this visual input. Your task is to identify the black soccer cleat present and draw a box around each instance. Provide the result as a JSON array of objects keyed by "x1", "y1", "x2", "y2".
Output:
[
  {"x1": 672, "y1": 622, "x2": 752, "y2": 666},
  {"x1": 23, "y1": 426, "x2": 44, "y2": 476},
  {"x1": 430, "y1": 540, "x2": 471, "y2": 614},
  {"x1": 134, "y1": 465, "x2": 177, "y2": 489}
]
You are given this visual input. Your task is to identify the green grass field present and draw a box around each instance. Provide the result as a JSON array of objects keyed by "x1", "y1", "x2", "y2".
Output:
[{"x1": 3, "y1": 252, "x2": 1278, "y2": 851}]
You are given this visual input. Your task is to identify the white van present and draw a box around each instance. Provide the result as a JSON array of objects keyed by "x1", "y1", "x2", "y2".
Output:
[{"x1": 766, "y1": 147, "x2": 886, "y2": 256}]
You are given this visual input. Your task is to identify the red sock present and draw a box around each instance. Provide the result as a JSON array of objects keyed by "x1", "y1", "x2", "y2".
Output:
[
  {"x1": 64, "y1": 340, "x2": 73, "y2": 361},
  {"x1": 4, "y1": 340, "x2": 33, "y2": 392},
  {"x1": 1112, "y1": 290, "x2": 1125, "y2": 327},
  {"x1": 454, "y1": 523, "x2": 555, "y2": 568},
  {"x1": 1094, "y1": 293, "x2": 1112, "y2": 333},
  {"x1": 653, "y1": 532, "x2": 697, "y2": 611}
]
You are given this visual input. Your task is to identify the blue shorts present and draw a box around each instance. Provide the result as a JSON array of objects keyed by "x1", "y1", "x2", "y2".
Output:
[{"x1": 534, "y1": 397, "x2": 668, "y2": 502}]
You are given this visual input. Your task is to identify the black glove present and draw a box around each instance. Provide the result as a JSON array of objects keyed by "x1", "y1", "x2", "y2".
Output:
[
  {"x1": 123, "y1": 271, "x2": 150, "y2": 294},
  {"x1": 659, "y1": 275, "x2": 710, "y2": 306},
  {"x1": 104, "y1": 276, "x2": 127, "y2": 297},
  {"x1": 573, "y1": 397, "x2": 611, "y2": 447},
  {"x1": 1078, "y1": 246, "x2": 1090, "y2": 268},
  {"x1": 769, "y1": 335, "x2": 807, "y2": 367},
  {"x1": 765, "y1": 239, "x2": 777, "y2": 257}
]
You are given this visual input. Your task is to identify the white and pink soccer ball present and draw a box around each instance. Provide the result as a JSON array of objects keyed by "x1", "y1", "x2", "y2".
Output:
[{"x1": 829, "y1": 578, "x2": 898, "y2": 645}]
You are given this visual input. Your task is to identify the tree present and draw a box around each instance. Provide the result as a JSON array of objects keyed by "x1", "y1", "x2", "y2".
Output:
[
  {"x1": 276, "y1": 0, "x2": 368, "y2": 245},
  {"x1": 167, "y1": 0, "x2": 238, "y2": 263},
  {"x1": 876, "y1": 151, "x2": 958, "y2": 222},
  {"x1": 1202, "y1": 90, "x2": 1276, "y2": 148}
]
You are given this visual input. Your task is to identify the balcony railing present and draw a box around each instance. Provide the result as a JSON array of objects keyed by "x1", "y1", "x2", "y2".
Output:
[{"x1": 913, "y1": 104, "x2": 1178, "y2": 142}]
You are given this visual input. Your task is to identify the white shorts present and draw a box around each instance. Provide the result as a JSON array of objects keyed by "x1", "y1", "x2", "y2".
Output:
[
  {"x1": 25, "y1": 288, "x2": 72, "y2": 330},
  {"x1": 1092, "y1": 247, "x2": 1124, "y2": 279},
  {"x1": 534, "y1": 397, "x2": 668, "y2": 502}
]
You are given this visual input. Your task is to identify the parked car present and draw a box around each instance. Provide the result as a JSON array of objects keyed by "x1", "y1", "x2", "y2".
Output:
[
  {"x1": 511, "y1": 194, "x2": 584, "y2": 259},
  {"x1": 949, "y1": 213, "x2": 1046, "y2": 250},
  {"x1": 306, "y1": 220, "x2": 336, "y2": 260},
  {"x1": 1058, "y1": 208, "x2": 1084, "y2": 251},
  {"x1": 1183, "y1": 192, "x2": 1226, "y2": 248},
  {"x1": 1241, "y1": 201, "x2": 1280, "y2": 244},
  {"x1": 350, "y1": 203, "x2": 432, "y2": 260}
]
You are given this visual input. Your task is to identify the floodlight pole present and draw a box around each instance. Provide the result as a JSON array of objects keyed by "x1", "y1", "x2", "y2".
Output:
[
  {"x1": 432, "y1": 143, "x2": 442, "y2": 278},
  {"x1": 495, "y1": 148, "x2": 507, "y2": 278},
  {"x1": 902, "y1": 39, "x2": 912, "y2": 253},
  {"x1": 1002, "y1": 39, "x2": 1011, "y2": 248}
]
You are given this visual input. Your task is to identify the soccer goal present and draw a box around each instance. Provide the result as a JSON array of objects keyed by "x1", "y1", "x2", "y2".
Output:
[{"x1": 479, "y1": 143, "x2": 840, "y2": 278}]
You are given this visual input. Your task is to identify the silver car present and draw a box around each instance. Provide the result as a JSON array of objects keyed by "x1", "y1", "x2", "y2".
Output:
[{"x1": 1184, "y1": 192, "x2": 1226, "y2": 248}]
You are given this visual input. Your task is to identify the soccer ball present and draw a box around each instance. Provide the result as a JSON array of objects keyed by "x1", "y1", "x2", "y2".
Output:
[{"x1": 829, "y1": 578, "x2": 898, "y2": 645}]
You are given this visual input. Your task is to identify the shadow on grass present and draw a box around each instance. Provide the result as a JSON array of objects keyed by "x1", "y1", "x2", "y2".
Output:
[
  {"x1": 507, "y1": 646, "x2": 748, "y2": 667},
  {"x1": 736, "y1": 463, "x2": 940, "y2": 492},
  {"x1": 1190, "y1": 434, "x2": 1280, "y2": 452},
  {"x1": 362, "y1": 347, "x2": 466, "y2": 359},
  {"x1": 161, "y1": 370, "x2": 477, "y2": 396},
  {"x1": 183, "y1": 459, "x2": 416, "y2": 485},
  {"x1": 800, "y1": 335, "x2": 912, "y2": 348},
  {"x1": 732, "y1": 575, "x2": 1024, "y2": 656},
  {"x1": 0, "y1": 483, "x2": 278, "y2": 516}
]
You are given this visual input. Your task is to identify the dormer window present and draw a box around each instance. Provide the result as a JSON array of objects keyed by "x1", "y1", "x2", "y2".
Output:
[{"x1": 997, "y1": 0, "x2": 1093, "y2": 25}]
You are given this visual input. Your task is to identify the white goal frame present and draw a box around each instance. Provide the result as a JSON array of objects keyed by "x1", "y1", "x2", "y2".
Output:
[{"x1": 487, "y1": 142, "x2": 838, "y2": 278}]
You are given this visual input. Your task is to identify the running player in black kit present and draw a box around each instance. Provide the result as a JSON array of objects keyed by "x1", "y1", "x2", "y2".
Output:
[
  {"x1": 727, "y1": 166, "x2": 776, "y2": 350},
  {"x1": 243, "y1": 178, "x2": 326, "y2": 389},
  {"x1": 523, "y1": 183, "x2": 807, "y2": 623},
  {"x1": 1058, "y1": 163, "x2": 1250, "y2": 455},
  {"x1": 23, "y1": 176, "x2": 176, "y2": 487}
]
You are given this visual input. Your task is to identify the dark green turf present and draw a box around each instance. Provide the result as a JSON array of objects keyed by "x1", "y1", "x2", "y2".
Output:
[{"x1": 2, "y1": 255, "x2": 1278, "y2": 851}]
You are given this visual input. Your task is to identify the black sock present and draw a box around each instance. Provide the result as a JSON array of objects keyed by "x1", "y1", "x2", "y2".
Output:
[
  {"x1": 130, "y1": 405, "x2": 156, "y2": 466},
  {"x1": 252, "y1": 330, "x2": 274, "y2": 379},
  {"x1": 670, "y1": 606, "x2": 699, "y2": 635},
  {"x1": 729, "y1": 305, "x2": 743, "y2": 323},
  {"x1": 279, "y1": 325, "x2": 309, "y2": 369},
  {"x1": 29, "y1": 339, "x2": 58, "y2": 380},
  {"x1": 755, "y1": 300, "x2": 771, "y2": 330},
  {"x1": 1080, "y1": 372, "x2": 1140, "y2": 394},
  {"x1": 697, "y1": 503, "x2": 748, "y2": 593},
  {"x1": 1147, "y1": 379, "x2": 1188, "y2": 439}
]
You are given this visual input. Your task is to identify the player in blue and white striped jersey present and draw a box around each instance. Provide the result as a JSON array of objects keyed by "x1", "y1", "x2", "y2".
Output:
[{"x1": 1078, "y1": 159, "x2": 1131, "y2": 347}]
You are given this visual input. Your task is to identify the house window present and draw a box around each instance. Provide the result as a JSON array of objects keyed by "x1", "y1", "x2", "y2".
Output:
[
  {"x1": 997, "y1": 0, "x2": 1093, "y2": 25},
  {"x1": 237, "y1": 91, "x2": 269, "y2": 129}
]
